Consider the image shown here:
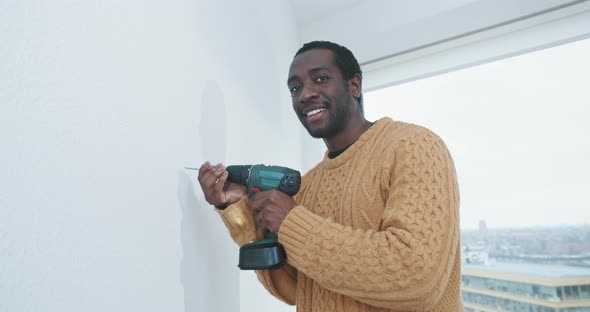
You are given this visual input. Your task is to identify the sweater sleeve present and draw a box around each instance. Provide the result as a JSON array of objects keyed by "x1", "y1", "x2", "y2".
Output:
[
  {"x1": 216, "y1": 196, "x2": 261, "y2": 246},
  {"x1": 216, "y1": 195, "x2": 298, "y2": 305},
  {"x1": 277, "y1": 131, "x2": 460, "y2": 310}
]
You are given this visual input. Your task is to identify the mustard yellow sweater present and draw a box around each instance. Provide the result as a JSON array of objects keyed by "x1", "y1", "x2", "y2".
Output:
[{"x1": 217, "y1": 118, "x2": 463, "y2": 311}]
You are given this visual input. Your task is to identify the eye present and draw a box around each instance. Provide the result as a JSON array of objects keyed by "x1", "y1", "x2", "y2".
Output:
[
  {"x1": 314, "y1": 75, "x2": 329, "y2": 83},
  {"x1": 289, "y1": 85, "x2": 301, "y2": 94}
]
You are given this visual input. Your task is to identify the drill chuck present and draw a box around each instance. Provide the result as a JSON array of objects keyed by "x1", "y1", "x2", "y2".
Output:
[{"x1": 226, "y1": 165, "x2": 252, "y2": 185}]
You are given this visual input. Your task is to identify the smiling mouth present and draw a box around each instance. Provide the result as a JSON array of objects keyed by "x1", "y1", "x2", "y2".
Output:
[{"x1": 305, "y1": 108, "x2": 326, "y2": 117}]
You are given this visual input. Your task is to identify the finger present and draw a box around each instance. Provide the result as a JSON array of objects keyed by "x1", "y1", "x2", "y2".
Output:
[
  {"x1": 199, "y1": 166, "x2": 224, "y2": 198},
  {"x1": 199, "y1": 169, "x2": 218, "y2": 188},
  {"x1": 247, "y1": 193, "x2": 261, "y2": 213},
  {"x1": 197, "y1": 161, "x2": 211, "y2": 180},
  {"x1": 198, "y1": 162, "x2": 218, "y2": 184},
  {"x1": 205, "y1": 164, "x2": 225, "y2": 181},
  {"x1": 214, "y1": 171, "x2": 228, "y2": 194},
  {"x1": 255, "y1": 209, "x2": 265, "y2": 229},
  {"x1": 210, "y1": 163, "x2": 226, "y2": 179}
]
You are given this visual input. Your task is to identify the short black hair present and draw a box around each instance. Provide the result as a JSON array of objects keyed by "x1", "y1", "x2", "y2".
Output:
[{"x1": 295, "y1": 41, "x2": 364, "y2": 113}]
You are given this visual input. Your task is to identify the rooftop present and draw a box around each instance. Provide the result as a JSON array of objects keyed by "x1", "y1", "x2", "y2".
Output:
[{"x1": 463, "y1": 262, "x2": 590, "y2": 279}]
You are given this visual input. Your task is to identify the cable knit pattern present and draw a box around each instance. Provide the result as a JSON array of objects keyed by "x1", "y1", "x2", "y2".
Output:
[{"x1": 217, "y1": 118, "x2": 463, "y2": 311}]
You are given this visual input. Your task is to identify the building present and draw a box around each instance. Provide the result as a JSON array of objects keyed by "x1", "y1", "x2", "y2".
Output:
[{"x1": 462, "y1": 262, "x2": 590, "y2": 311}]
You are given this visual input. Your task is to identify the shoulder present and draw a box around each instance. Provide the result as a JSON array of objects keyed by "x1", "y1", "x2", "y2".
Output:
[{"x1": 374, "y1": 118, "x2": 446, "y2": 154}]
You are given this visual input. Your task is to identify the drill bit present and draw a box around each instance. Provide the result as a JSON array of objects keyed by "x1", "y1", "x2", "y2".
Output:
[{"x1": 184, "y1": 167, "x2": 199, "y2": 171}]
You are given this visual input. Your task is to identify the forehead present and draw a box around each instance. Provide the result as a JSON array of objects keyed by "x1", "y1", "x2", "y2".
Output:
[{"x1": 288, "y1": 49, "x2": 338, "y2": 79}]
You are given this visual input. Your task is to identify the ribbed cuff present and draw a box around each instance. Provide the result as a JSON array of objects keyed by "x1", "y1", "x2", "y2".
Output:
[
  {"x1": 216, "y1": 195, "x2": 248, "y2": 215},
  {"x1": 278, "y1": 206, "x2": 324, "y2": 269}
]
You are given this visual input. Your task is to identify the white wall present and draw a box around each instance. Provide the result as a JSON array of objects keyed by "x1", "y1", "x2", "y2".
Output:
[
  {"x1": 0, "y1": 1, "x2": 300, "y2": 311},
  {"x1": 3, "y1": 1, "x2": 587, "y2": 311}
]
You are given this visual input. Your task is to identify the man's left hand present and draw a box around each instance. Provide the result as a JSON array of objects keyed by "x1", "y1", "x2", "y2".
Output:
[{"x1": 248, "y1": 190, "x2": 297, "y2": 233}]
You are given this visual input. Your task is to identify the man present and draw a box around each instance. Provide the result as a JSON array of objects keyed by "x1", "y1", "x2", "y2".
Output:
[{"x1": 198, "y1": 41, "x2": 463, "y2": 311}]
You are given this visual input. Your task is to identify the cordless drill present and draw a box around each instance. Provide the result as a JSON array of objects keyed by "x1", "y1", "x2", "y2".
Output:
[{"x1": 226, "y1": 164, "x2": 301, "y2": 270}]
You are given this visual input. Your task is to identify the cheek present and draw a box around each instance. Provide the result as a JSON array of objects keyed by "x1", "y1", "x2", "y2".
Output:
[{"x1": 292, "y1": 100, "x2": 300, "y2": 114}]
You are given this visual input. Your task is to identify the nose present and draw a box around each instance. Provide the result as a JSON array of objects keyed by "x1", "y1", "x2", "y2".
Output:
[{"x1": 299, "y1": 82, "x2": 319, "y2": 104}]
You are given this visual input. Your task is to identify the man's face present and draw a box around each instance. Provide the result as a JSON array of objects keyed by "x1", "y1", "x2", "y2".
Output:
[{"x1": 287, "y1": 49, "x2": 358, "y2": 139}]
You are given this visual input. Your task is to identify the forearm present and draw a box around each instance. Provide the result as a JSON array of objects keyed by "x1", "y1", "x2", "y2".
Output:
[
  {"x1": 216, "y1": 196, "x2": 262, "y2": 246},
  {"x1": 216, "y1": 196, "x2": 298, "y2": 304},
  {"x1": 278, "y1": 205, "x2": 458, "y2": 310}
]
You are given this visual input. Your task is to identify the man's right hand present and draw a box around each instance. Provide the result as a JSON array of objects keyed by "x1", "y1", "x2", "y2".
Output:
[{"x1": 197, "y1": 161, "x2": 247, "y2": 208}]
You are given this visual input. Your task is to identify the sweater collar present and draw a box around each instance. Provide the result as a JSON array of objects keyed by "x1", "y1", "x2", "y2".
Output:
[{"x1": 321, "y1": 117, "x2": 392, "y2": 169}]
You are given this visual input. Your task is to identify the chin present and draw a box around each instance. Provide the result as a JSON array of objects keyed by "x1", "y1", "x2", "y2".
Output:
[
  {"x1": 305, "y1": 124, "x2": 336, "y2": 138},
  {"x1": 299, "y1": 114, "x2": 341, "y2": 138},
  {"x1": 308, "y1": 130, "x2": 325, "y2": 138}
]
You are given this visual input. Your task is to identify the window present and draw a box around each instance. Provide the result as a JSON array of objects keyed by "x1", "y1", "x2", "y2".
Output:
[
  {"x1": 365, "y1": 37, "x2": 590, "y2": 230},
  {"x1": 364, "y1": 15, "x2": 590, "y2": 311}
]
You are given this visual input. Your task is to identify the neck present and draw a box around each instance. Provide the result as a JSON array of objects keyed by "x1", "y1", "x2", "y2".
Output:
[{"x1": 324, "y1": 115, "x2": 372, "y2": 152}]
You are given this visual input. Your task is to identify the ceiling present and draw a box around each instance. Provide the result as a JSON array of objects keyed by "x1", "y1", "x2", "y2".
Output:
[
  {"x1": 289, "y1": 0, "x2": 365, "y2": 26},
  {"x1": 287, "y1": 0, "x2": 581, "y2": 63},
  {"x1": 288, "y1": 0, "x2": 479, "y2": 27},
  {"x1": 288, "y1": 0, "x2": 480, "y2": 62}
]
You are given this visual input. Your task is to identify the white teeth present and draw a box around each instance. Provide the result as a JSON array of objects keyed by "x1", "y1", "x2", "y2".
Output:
[{"x1": 306, "y1": 108, "x2": 326, "y2": 117}]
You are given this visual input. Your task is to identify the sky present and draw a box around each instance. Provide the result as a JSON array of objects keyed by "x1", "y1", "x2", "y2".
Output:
[{"x1": 365, "y1": 37, "x2": 590, "y2": 230}]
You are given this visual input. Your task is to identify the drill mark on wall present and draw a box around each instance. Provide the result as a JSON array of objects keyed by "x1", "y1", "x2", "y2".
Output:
[{"x1": 178, "y1": 80, "x2": 239, "y2": 312}]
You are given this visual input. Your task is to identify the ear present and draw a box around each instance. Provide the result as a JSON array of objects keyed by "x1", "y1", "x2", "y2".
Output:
[{"x1": 349, "y1": 73, "x2": 362, "y2": 99}]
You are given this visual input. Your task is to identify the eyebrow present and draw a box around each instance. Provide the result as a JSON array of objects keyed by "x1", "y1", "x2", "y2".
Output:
[{"x1": 287, "y1": 66, "x2": 332, "y2": 84}]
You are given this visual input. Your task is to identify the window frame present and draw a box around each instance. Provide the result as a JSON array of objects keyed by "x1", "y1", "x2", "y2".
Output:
[{"x1": 361, "y1": 1, "x2": 590, "y2": 92}]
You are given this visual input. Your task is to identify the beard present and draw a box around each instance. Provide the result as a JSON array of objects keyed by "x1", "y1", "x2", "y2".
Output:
[{"x1": 301, "y1": 97, "x2": 353, "y2": 139}]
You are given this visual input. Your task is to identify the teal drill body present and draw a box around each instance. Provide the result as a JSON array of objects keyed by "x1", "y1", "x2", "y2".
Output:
[
  {"x1": 226, "y1": 164, "x2": 301, "y2": 270},
  {"x1": 226, "y1": 164, "x2": 301, "y2": 196}
]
